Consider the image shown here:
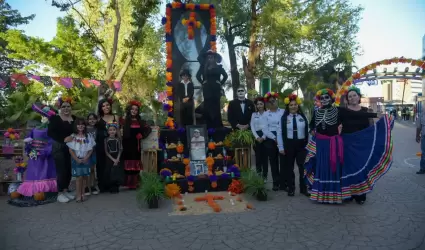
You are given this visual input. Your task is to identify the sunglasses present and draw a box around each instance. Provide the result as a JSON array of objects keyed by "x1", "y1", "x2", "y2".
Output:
[
  {"x1": 61, "y1": 105, "x2": 71, "y2": 108},
  {"x1": 237, "y1": 90, "x2": 245, "y2": 93}
]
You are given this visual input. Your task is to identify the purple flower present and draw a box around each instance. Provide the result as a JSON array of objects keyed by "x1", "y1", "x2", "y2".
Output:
[
  {"x1": 208, "y1": 128, "x2": 215, "y2": 136},
  {"x1": 177, "y1": 127, "x2": 185, "y2": 134},
  {"x1": 163, "y1": 103, "x2": 170, "y2": 111},
  {"x1": 187, "y1": 175, "x2": 195, "y2": 182},
  {"x1": 221, "y1": 173, "x2": 229, "y2": 179},
  {"x1": 209, "y1": 175, "x2": 217, "y2": 182},
  {"x1": 160, "y1": 170, "x2": 172, "y2": 178}
]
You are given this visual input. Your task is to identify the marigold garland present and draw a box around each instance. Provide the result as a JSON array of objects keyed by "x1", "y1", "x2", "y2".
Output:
[
  {"x1": 208, "y1": 141, "x2": 216, "y2": 150},
  {"x1": 335, "y1": 57, "x2": 425, "y2": 106},
  {"x1": 176, "y1": 143, "x2": 184, "y2": 154},
  {"x1": 163, "y1": 3, "x2": 217, "y2": 127},
  {"x1": 228, "y1": 179, "x2": 243, "y2": 194},
  {"x1": 165, "y1": 183, "x2": 181, "y2": 198},
  {"x1": 194, "y1": 194, "x2": 224, "y2": 213}
]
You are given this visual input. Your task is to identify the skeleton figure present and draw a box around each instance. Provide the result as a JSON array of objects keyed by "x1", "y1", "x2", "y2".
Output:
[{"x1": 315, "y1": 93, "x2": 338, "y2": 130}]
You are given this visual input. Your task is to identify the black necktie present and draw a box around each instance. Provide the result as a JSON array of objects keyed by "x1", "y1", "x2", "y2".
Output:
[
  {"x1": 293, "y1": 115, "x2": 298, "y2": 139},
  {"x1": 240, "y1": 100, "x2": 245, "y2": 104}
]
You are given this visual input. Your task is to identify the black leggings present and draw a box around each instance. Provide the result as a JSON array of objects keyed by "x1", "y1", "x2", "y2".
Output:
[{"x1": 52, "y1": 142, "x2": 72, "y2": 192}]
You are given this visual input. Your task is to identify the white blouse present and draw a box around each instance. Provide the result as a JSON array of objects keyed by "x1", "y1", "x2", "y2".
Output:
[
  {"x1": 264, "y1": 108, "x2": 285, "y2": 140},
  {"x1": 250, "y1": 111, "x2": 267, "y2": 139},
  {"x1": 66, "y1": 135, "x2": 96, "y2": 159},
  {"x1": 277, "y1": 113, "x2": 307, "y2": 151}
]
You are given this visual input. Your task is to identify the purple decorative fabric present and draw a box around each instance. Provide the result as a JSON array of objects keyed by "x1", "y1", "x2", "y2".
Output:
[{"x1": 18, "y1": 128, "x2": 57, "y2": 196}]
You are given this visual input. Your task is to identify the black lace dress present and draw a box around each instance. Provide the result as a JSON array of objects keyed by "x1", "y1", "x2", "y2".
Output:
[
  {"x1": 104, "y1": 138, "x2": 124, "y2": 193},
  {"x1": 95, "y1": 117, "x2": 117, "y2": 192}
]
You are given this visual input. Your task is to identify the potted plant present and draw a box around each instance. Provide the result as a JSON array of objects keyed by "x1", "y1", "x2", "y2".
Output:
[
  {"x1": 241, "y1": 169, "x2": 267, "y2": 201},
  {"x1": 225, "y1": 130, "x2": 255, "y2": 148},
  {"x1": 137, "y1": 172, "x2": 165, "y2": 209}
]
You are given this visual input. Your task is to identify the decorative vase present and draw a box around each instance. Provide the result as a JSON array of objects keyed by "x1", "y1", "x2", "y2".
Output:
[
  {"x1": 16, "y1": 173, "x2": 22, "y2": 182},
  {"x1": 148, "y1": 198, "x2": 159, "y2": 209}
]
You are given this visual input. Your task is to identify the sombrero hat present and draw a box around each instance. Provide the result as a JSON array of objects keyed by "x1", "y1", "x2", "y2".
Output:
[
  {"x1": 198, "y1": 49, "x2": 223, "y2": 64},
  {"x1": 32, "y1": 102, "x2": 57, "y2": 118}
]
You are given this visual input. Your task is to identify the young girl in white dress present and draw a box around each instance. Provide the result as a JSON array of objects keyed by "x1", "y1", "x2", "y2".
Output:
[{"x1": 66, "y1": 118, "x2": 96, "y2": 202}]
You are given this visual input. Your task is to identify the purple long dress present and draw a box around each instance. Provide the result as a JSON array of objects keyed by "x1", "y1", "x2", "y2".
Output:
[{"x1": 17, "y1": 128, "x2": 57, "y2": 196}]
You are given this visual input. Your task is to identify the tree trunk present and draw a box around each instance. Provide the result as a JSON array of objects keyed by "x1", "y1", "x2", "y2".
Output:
[
  {"x1": 228, "y1": 44, "x2": 240, "y2": 100},
  {"x1": 243, "y1": 0, "x2": 260, "y2": 97}
]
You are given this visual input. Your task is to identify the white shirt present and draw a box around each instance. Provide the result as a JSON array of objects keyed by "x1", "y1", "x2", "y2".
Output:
[
  {"x1": 181, "y1": 80, "x2": 189, "y2": 96},
  {"x1": 238, "y1": 98, "x2": 246, "y2": 114},
  {"x1": 250, "y1": 111, "x2": 267, "y2": 139},
  {"x1": 277, "y1": 113, "x2": 307, "y2": 151},
  {"x1": 264, "y1": 108, "x2": 284, "y2": 140}
]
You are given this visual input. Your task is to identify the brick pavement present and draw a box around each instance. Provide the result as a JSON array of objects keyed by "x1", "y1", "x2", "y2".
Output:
[{"x1": 0, "y1": 123, "x2": 424, "y2": 250}]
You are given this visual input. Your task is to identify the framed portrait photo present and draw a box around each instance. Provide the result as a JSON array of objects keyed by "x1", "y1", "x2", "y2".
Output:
[{"x1": 187, "y1": 125, "x2": 207, "y2": 161}]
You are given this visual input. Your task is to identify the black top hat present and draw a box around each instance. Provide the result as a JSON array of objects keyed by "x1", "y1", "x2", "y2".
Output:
[{"x1": 180, "y1": 69, "x2": 191, "y2": 77}]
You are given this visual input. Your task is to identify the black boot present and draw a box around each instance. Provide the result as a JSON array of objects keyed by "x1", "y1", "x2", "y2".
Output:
[{"x1": 300, "y1": 185, "x2": 309, "y2": 197}]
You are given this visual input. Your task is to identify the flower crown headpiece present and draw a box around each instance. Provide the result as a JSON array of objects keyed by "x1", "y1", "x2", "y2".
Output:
[
  {"x1": 347, "y1": 85, "x2": 361, "y2": 96},
  {"x1": 264, "y1": 92, "x2": 279, "y2": 101},
  {"x1": 106, "y1": 122, "x2": 119, "y2": 130},
  {"x1": 129, "y1": 100, "x2": 142, "y2": 107},
  {"x1": 284, "y1": 94, "x2": 302, "y2": 105},
  {"x1": 315, "y1": 88, "x2": 336, "y2": 99},
  {"x1": 254, "y1": 97, "x2": 266, "y2": 104},
  {"x1": 57, "y1": 96, "x2": 73, "y2": 107}
]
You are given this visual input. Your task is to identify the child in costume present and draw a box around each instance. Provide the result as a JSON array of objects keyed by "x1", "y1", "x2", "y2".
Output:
[
  {"x1": 66, "y1": 118, "x2": 96, "y2": 202},
  {"x1": 104, "y1": 122, "x2": 124, "y2": 193},
  {"x1": 18, "y1": 104, "x2": 58, "y2": 197}
]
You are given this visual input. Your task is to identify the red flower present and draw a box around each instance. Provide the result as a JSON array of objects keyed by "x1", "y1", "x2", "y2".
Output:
[{"x1": 129, "y1": 100, "x2": 141, "y2": 107}]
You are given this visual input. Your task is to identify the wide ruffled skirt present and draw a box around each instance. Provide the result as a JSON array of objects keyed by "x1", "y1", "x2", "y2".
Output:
[
  {"x1": 304, "y1": 115, "x2": 394, "y2": 204},
  {"x1": 17, "y1": 156, "x2": 57, "y2": 197}
]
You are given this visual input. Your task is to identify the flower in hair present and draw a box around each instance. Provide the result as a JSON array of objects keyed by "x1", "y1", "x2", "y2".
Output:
[
  {"x1": 106, "y1": 122, "x2": 119, "y2": 129},
  {"x1": 284, "y1": 94, "x2": 302, "y2": 105},
  {"x1": 264, "y1": 92, "x2": 279, "y2": 100},
  {"x1": 129, "y1": 100, "x2": 142, "y2": 107},
  {"x1": 315, "y1": 88, "x2": 335, "y2": 99}
]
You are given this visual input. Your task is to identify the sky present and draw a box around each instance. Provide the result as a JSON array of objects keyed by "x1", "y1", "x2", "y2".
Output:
[{"x1": 7, "y1": 0, "x2": 425, "y2": 98}]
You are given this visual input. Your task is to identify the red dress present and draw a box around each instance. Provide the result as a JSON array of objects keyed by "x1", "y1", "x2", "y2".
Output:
[{"x1": 122, "y1": 119, "x2": 151, "y2": 188}]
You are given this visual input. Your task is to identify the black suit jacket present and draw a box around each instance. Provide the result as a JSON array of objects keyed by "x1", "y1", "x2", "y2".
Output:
[
  {"x1": 176, "y1": 81, "x2": 194, "y2": 102},
  {"x1": 227, "y1": 99, "x2": 255, "y2": 129}
]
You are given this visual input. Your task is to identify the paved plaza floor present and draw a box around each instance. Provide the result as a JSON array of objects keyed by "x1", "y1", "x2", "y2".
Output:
[{"x1": 0, "y1": 122, "x2": 424, "y2": 250}]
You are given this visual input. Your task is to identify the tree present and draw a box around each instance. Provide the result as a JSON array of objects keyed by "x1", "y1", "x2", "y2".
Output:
[
  {"x1": 0, "y1": 0, "x2": 35, "y2": 75},
  {"x1": 3, "y1": 15, "x2": 101, "y2": 77},
  {"x1": 212, "y1": 0, "x2": 250, "y2": 98},
  {"x1": 256, "y1": 0, "x2": 362, "y2": 98},
  {"x1": 50, "y1": 0, "x2": 161, "y2": 98}
]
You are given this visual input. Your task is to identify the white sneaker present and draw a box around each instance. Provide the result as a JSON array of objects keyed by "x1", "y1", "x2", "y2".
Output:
[
  {"x1": 85, "y1": 191, "x2": 91, "y2": 196},
  {"x1": 92, "y1": 186, "x2": 100, "y2": 195},
  {"x1": 65, "y1": 192, "x2": 75, "y2": 200},
  {"x1": 57, "y1": 194, "x2": 70, "y2": 203}
]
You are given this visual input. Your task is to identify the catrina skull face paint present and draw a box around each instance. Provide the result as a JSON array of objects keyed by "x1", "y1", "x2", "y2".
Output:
[{"x1": 320, "y1": 94, "x2": 332, "y2": 106}]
